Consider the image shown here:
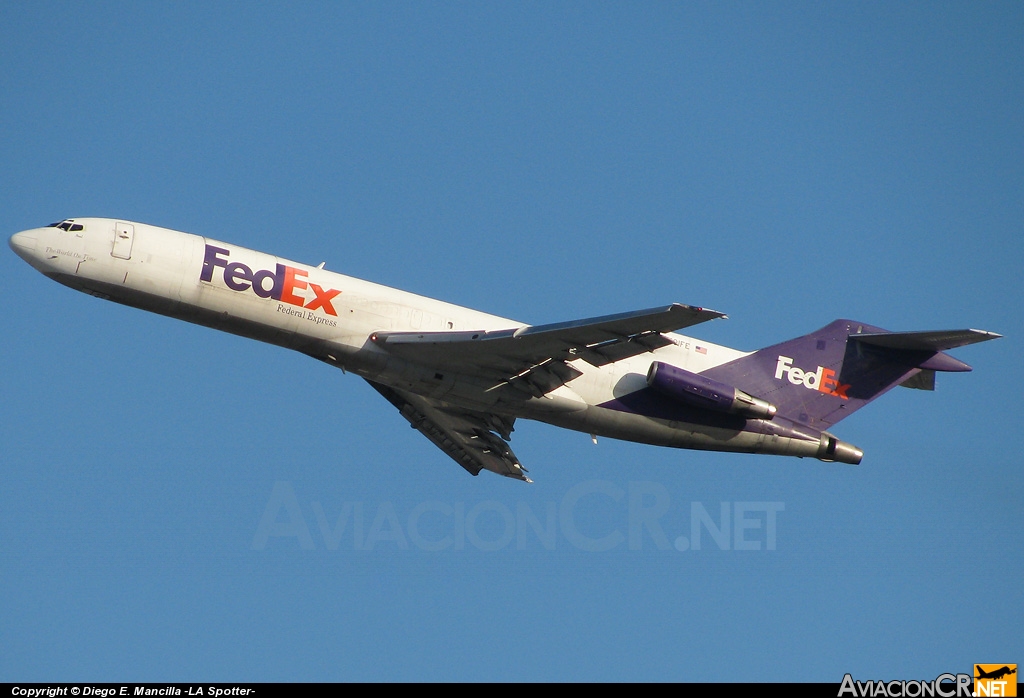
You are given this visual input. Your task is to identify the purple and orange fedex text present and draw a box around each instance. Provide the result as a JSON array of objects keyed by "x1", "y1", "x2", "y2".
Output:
[
  {"x1": 774, "y1": 355, "x2": 850, "y2": 399},
  {"x1": 200, "y1": 244, "x2": 340, "y2": 316}
]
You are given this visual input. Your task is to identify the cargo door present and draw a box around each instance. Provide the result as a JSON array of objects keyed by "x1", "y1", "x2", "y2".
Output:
[{"x1": 112, "y1": 221, "x2": 134, "y2": 259}]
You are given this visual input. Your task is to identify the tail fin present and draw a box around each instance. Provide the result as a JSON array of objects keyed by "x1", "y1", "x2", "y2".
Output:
[{"x1": 701, "y1": 320, "x2": 1000, "y2": 429}]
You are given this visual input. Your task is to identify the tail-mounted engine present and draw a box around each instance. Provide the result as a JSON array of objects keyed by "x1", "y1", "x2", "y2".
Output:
[{"x1": 647, "y1": 361, "x2": 777, "y2": 420}]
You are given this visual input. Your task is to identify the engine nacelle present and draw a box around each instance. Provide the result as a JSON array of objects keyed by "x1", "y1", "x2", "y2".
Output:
[{"x1": 647, "y1": 361, "x2": 777, "y2": 420}]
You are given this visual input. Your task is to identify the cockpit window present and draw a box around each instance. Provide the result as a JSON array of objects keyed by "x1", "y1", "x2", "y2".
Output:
[{"x1": 48, "y1": 219, "x2": 84, "y2": 232}]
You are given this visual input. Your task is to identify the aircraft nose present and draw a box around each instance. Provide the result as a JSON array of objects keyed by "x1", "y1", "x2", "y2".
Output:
[{"x1": 9, "y1": 230, "x2": 38, "y2": 261}]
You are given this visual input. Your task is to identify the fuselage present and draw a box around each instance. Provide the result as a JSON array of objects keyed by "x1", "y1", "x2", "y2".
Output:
[{"x1": 10, "y1": 218, "x2": 848, "y2": 465}]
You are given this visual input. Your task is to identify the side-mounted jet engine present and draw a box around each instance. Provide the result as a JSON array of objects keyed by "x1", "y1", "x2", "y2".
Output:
[{"x1": 647, "y1": 361, "x2": 778, "y2": 420}]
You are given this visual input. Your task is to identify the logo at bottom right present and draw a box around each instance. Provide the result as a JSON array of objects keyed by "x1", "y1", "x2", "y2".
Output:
[{"x1": 975, "y1": 665, "x2": 1017, "y2": 697}]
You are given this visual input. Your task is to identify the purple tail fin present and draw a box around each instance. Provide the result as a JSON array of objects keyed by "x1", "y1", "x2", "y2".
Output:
[{"x1": 701, "y1": 319, "x2": 993, "y2": 429}]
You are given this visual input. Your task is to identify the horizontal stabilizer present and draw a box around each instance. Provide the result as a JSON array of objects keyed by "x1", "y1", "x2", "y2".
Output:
[
  {"x1": 852, "y1": 328, "x2": 1001, "y2": 352},
  {"x1": 900, "y1": 369, "x2": 936, "y2": 391}
]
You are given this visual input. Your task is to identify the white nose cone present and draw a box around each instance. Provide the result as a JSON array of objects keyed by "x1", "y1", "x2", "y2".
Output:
[{"x1": 9, "y1": 230, "x2": 38, "y2": 261}]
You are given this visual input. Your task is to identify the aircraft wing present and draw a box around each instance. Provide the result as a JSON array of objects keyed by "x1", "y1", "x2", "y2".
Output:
[
  {"x1": 371, "y1": 303, "x2": 724, "y2": 397},
  {"x1": 365, "y1": 379, "x2": 531, "y2": 482}
]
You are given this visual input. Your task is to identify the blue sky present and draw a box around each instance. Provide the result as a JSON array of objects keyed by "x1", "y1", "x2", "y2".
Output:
[{"x1": 1, "y1": 1, "x2": 1020, "y2": 682}]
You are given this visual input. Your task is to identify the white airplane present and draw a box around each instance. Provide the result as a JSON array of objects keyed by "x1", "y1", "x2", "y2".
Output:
[{"x1": 9, "y1": 218, "x2": 1000, "y2": 482}]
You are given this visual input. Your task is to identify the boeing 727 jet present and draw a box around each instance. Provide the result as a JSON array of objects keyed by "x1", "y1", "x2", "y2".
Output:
[{"x1": 9, "y1": 218, "x2": 1000, "y2": 482}]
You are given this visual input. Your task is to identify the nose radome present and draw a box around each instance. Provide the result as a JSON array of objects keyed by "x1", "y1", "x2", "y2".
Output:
[{"x1": 9, "y1": 230, "x2": 38, "y2": 260}]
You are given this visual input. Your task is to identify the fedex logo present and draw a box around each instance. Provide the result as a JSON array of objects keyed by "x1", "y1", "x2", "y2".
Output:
[
  {"x1": 774, "y1": 356, "x2": 849, "y2": 399},
  {"x1": 200, "y1": 244, "x2": 340, "y2": 316}
]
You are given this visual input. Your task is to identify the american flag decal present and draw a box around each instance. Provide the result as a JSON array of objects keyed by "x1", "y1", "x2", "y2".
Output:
[{"x1": 696, "y1": 345, "x2": 707, "y2": 354}]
